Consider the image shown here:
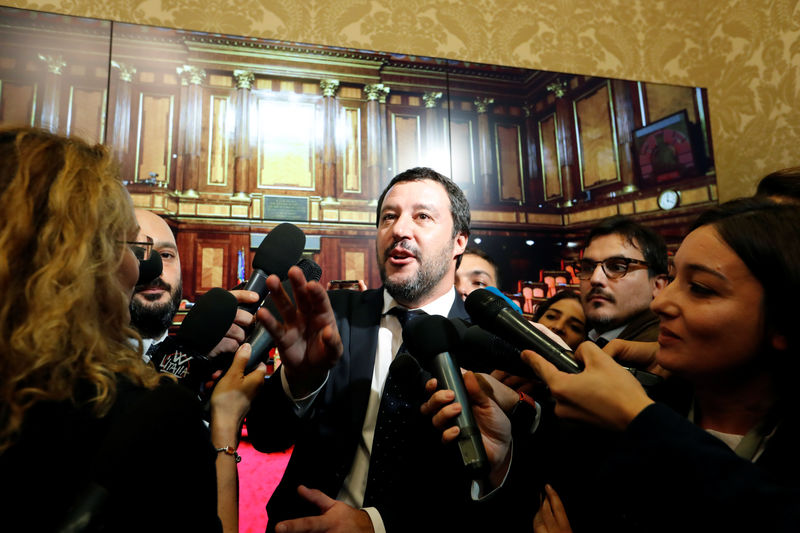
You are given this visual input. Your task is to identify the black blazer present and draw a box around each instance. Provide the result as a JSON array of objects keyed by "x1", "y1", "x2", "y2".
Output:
[{"x1": 246, "y1": 288, "x2": 475, "y2": 532}]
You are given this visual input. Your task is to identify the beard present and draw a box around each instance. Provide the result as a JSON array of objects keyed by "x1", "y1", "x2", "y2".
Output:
[
  {"x1": 378, "y1": 240, "x2": 453, "y2": 306},
  {"x1": 129, "y1": 277, "x2": 183, "y2": 339}
]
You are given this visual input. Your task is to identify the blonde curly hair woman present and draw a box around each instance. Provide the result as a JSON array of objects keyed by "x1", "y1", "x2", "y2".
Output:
[{"x1": 0, "y1": 128, "x2": 264, "y2": 532}]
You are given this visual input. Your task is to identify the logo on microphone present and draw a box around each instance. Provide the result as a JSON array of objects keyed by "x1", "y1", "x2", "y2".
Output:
[{"x1": 158, "y1": 350, "x2": 192, "y2": 378}]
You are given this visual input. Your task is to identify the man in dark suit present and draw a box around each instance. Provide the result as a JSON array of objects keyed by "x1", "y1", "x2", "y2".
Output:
[
  {"x1": 575, "y1": 215, "x2": 669, "y2": 345},
  {"x1": 246, "y1": 167, "x2": 488, "y2": 533}
]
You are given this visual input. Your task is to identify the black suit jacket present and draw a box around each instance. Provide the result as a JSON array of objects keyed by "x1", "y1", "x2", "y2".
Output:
[{"x1": 246, "y1": 288, "x2": 474, "y2": 532}]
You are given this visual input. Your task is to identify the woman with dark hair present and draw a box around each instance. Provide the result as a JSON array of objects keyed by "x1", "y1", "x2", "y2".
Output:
[
  {"x1": 0, "y1": 127, "x2": 265, "y2": 532},
  {"x1": 532, "y1": 290, "x2": 586, "y2": 351},
  {"x1": 524, "y1": 197, "x2": 800, "y2": 531}
]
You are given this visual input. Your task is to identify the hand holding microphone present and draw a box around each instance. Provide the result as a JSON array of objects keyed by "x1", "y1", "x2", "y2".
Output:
[{"x1": 403, "y1": 315, "x2": 490, "y2": 479}]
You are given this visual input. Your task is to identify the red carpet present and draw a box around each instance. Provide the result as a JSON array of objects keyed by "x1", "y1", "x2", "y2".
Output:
[{"x1": 238, "y1": 437, "x2": 292, "y2": 533}]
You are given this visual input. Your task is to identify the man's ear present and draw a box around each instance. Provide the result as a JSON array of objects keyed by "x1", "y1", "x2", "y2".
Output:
[
  {"x1": 652, "y1": 274, "x2": 668, "y2": 297},
  {"x1": 453, "y1": 232, "x2": 468, "y2": 258}
]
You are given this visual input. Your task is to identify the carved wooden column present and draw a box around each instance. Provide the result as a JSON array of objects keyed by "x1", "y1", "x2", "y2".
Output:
[
  {"x1": 546, "y1": 79, "x2": 577, "y2": 206},
  {"x1": 522, "y1": 103, "x2": 542, "y2": 205},
  {"x1": 365, "y1": 83, "x2": 389, "y2": 197},
  {"x1": 233, "y1": 70, "x2": 254, "y2": 199},
  {"x1": 37, "y1": 54, "x2": 66, "y2": 133},
  {"x1": 320, "y1": 79, "x2": 340, "y2": 201},
  {"x1": 475, "y1": 96, "x2": 494, "y2": 204},
  {"x1": 612, "y1": 79, "x2": 638, "y2": 193},
  {"x1": 174, "y1": 71, "x2": 190, "y2": 193},
  {"x1": 177, "y1": 65, "x2": 206, "y2": 197},
  {"x1": 110, "y1": 61, "x2": 136, "y2": 164},
  {"x1": 423, "y1": 91, "x2": 444, "y2": 170}
]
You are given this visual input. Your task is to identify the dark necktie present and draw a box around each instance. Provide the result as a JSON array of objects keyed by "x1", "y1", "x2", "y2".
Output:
[
  {"x1": 595, "y1": 337, "x2": 609, "y2": 348},
  {"x1": 363, "y1": 308, "x2": 426, "y2": 506}
]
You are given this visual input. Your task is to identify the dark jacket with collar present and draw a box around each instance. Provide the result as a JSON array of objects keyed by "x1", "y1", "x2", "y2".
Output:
[
  {"x1": 246, "y1": 288, "x2": 475, "y2": 532},
  {"x1": 617, "y1": 308, "x2": 660, "y2": 342}
]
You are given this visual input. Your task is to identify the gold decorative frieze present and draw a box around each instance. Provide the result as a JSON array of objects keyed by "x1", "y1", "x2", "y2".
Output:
[
  {"x1": 470, "y1": 209, "x2": 517, "y2": 223},
  {"x1": 526, "y1": 213, "x2": 563, "y2": 225},
  {"x1": 634, "y1": 197, "x2": 659, "y2": 213},
  {"x1": 38, "y1": 54, "x2": 66, "y2": 75},
  {"x1": 473, "y1": 97, "x2": 494, "y2": 114},
  {"x1": 680, "y1": 186, "x2": 711, "y2": 205},
  {"x1": 320, "y1": 79, "x2": 340, "y2": 97},
  {"x1": 566, "y1": 205, "x2": 618, "y2": 224},
  {"x1": 618, "y1": 202, "x2": 634, "y2": 215},
  {"x1": 234, "y1": 70, "x2": 254, "y2": 90},
  {"x1": 111, "y1": 60, "x2": 136, "y2": 82}
]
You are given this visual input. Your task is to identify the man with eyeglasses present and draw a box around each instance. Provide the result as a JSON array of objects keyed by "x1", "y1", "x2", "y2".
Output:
[
  {"x1": 575, "y1": 215, "x2": 669, "y2": 346},
  {"x1": 130, "y1": 209, "x2": 258, "y2": 366}
]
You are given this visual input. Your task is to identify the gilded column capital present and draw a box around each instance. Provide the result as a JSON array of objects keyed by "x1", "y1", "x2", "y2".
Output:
[
  {"x1": 546, "y1": 79, "x2": 568, "y2": 98},
  {"x1": 320, "y1": 79, "x2": 340, "y2": 97},
  {"x1": 522, "y1": 104, "x2": 534, "y2": 118},
  {"x1": 234, "y1": 70, "x2": 255, "y2": 90},
  {"x1": 38, "y1": 54, "x2": 66, "y2": 75},
  {"x1": 364, "y1": 83, "x2": 390, "y2": 102},
  {"x1": 473, "y1": 97, "x2": 494, "y2": 114},
  {"x1": 177, "y1": 65, "x2": 206, "y2": 86},
  {"x1": 111, "y1": 60, "x2": 137, "y2": 82},
  {"x1": 423, "y1": 91, "x2": 443, "y2": 108}
]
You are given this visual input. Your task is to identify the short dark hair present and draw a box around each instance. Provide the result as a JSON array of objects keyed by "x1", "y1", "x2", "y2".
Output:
[
  {"x1": 462, "y1": 246, "x2": 501, "y2": 289},
  {"x1": 756, "y1": 167, "x2": 800, "y2": 203},
  {"x1": 375, "y1": 167, "x2": 471, "y2": 239},
  {"x1": 585, "y1": 215, "x2": 668, "y2": 277},
  {"x1": 532, "y1": 289, "x2": 581, "y2": 322}
]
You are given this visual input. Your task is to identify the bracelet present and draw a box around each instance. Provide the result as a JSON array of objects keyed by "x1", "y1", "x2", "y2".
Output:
[{"x1": 215, "y1": 446, "x2": 242, "y2": 463}]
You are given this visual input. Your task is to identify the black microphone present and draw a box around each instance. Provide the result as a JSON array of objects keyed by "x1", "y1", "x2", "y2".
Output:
[
  {"x1": 465, "y1": 288, "x2": 583, "y2": 374},
  {"x1": 403, "y1": 314, "x2": 489, "y2": 479},
  {"x1": 244, "y1": 258, "x2": 322, "y2": 373},
  {"x1": 239, "y1": 223, "x2": 306, "y2": 314},
  {"x1": 465, "y1": 289, "x2": 664, "y2": 387},
  {"x1": 150, "y1": 287, "x2": 238, "y2": 390},
  {"x1": 457, "y1": 324, "x2": 536, "y2": 378},
  {"x1": 136, "y1": 249, "x2": 163, "y2": 285}
]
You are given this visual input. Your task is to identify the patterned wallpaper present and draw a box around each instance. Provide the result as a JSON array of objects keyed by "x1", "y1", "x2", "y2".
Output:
[{"x1": 2, "y1": 0, "x2": 798, "y2": 201}]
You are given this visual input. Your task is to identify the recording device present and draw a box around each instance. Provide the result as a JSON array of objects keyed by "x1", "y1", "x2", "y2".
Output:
[
  {"x1": 136, "y1": 249, "x2": 163, "y2": 285},
  {"x1": 244, "y1": 258, "x2": 322, "y2": 374},
  {"x1": 239, "y1": 222, "x2": 306, "y2": 314},
  {"x1": 150, "y1": 288, "x2": 238, "y2": 391},
  {"x1": 465, "y1": 288, "x2": 663, "y2": 387},
  {"x1": 466, "y1": 288, "x2": 583, "y2": 374},
  {"x1": 403, "y1": 314, "x2": 489, "y2": 479}
]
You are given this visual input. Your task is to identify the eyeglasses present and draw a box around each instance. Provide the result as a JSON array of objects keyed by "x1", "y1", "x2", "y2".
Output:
[
  {"x1": 123, "y1": 236, "x2": 154, "y2": 260},
  {"x1": 573, "y1": 257, "x2": 650, "y2": 280}
]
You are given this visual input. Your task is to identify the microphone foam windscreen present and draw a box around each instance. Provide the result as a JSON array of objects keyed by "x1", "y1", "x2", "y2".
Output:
[
  {"x1": 464, "y1": 288, "x2": 510, "y2": 323},
  {"x1": 484, "y1": 286, "x2": 523, "y2": 315},
  {"x1": 176, "y1": 287, "x2": 238, "y2": 354},
  {"x1": 402, "y1": 314, "x2": 460, "y2": 364},
  {"x1": 136, "y1": 250, "x2": 163, "y2": 286},
  {"x1": 253, "y1": 223, "x2": 306, "y2": 279},
  {"x1": 296, "y1": 257, "x2": 323, "y2": 282}
]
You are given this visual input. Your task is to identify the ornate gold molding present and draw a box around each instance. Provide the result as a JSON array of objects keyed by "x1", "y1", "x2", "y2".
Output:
[
  {"x1": 473, "y1": 96, "x2": 494, "y2": 113},
  {"x1": 177, "y1": 65, "x2": 206, "y2": 86},
  {"x1": 423, "y1": 91, "x2": 443, "y2": 108},
  {"x1": 111, "y1": 60, "x2": 137, "y2": 82},
  {"x1": 233, "y1": 70, "x2": 254, "y2": 90},
  {"x1": 320, "y1": 79, "x2": 340, "y2": 97},
  {"x1": 364, "y1": 83, "x2": 390, "y2": 102},
  {"x1": 38, "y1": 54, "x2": 66, "y2": 75}
]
